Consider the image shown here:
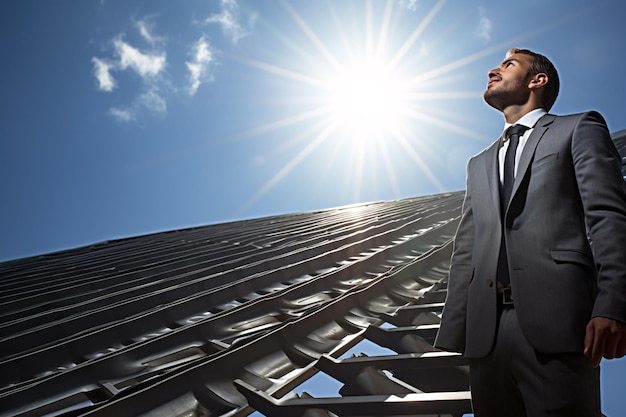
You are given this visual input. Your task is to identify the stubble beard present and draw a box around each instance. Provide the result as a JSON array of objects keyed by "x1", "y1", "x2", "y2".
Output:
[{"x1": 483, "y1": 80, "x2": 530, "y2": 112}]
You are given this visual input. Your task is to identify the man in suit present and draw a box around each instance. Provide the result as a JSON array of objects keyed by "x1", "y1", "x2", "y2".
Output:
[{"x1": 434, "y1": 48, "x2": 626, "y2": 416}]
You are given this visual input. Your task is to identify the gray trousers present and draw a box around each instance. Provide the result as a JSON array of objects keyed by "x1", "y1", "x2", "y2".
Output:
[{"x1": 469, "y1": 306, "x2": 601, "y2": 417}]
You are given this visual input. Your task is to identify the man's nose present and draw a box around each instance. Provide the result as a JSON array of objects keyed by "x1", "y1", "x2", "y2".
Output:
[{"x1": 488, "y1": 69, "x2": 499, "y2": 79}]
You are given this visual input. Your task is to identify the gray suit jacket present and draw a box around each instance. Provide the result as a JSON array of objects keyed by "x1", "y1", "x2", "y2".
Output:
[{"x1": 435, "y1": 111, "x2": 626, "y2": 358}]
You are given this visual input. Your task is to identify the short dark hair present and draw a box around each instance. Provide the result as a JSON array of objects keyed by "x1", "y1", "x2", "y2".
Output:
[{"x1": 507, "y1": 48, "x2": 560, "y2": 111}]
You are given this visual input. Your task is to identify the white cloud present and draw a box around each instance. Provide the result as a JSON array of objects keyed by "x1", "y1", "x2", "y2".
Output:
[
  {"x1": 92, "y1": 6, "x2": 254, "y2": 122},
  {"x1": 113, "y1": 37, "x2": 166, "y2": 78},
  {"x1": 139, "y1": 89, "x2": 167, "y2": 113},
  {"x1": 93, "y1": 30, "x2": 168, "y2": 121},
  {"x1": 106, "y1": 86, "x2": 166, "y2": 122},
  {"x1": 92, "y1": 35, "x2": 166, "y2": 95},
  {"x1": 248, "y1": 10, "x2": 259, "y2": 29},
  {"x1": 107, "y1": 87, "x2": 166, "y2": 122},
  {"x1": 109, "y1": 107, "x2": 133, "y2": 121},
  {"x1": 399, "y1": 0, "x2": 420, "y2": 11},
  {"x1": 92, "y1": 57, "x2": 117, "y2": 92},
  {"x1": 206, "y1": 0, "x2": 247, "y2": 43},
  {"x1": 136, "y1": 19, "x2": 158, "y2": 44},
  {"x1": 186, "y1": 36, "x2": 216, "y2": 96},
  {"x1": 476, "y1": 7, "x2": 492, "y2": 42}
]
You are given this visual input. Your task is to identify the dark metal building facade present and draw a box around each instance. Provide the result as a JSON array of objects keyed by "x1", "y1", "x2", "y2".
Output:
[
  {"x1": 1, "y1": 191, "x2": 469, "y2": 417},
  {"x1": 1, "y1": 131, "x2": 625, "y2": 417}
]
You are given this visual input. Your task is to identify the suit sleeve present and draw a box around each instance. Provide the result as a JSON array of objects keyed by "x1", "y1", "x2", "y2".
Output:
[
  {"x1": 572, "y1": 111, "x2": 626, "y2": 323},
  {"x1": 434, "y1": 160, "x2": 476, "y2": 353}
]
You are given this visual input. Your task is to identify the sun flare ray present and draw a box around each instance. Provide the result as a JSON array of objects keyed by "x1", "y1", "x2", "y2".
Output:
[
  {"x1": 235, "y1": 56, "x2": 326, "y2": 88},
  {"x1": 376, "y1": 137, "x2": 402, "y2": 197},
  {"x1": 392, "y1": 130, "x2": 445, "y2": 190},
  {"x1": 375, "y1": 0, "x2": 394, "y2": 61},
  {"x1": 365, "y1": 0, "x2": 375, "y2": 59},
  {"x1": 404, "y1": 109, "x2": 484, "y2": 141},
  {"x1": 239, "y1": 121, "x2": 337, "y2": 214},
  {"x1": 235, "y1": 0, "x2": 556, "y2": 210},
  {"x1": 239, "y1": 107, "x2": 331, "y2": 138},
  {"x1": 281, "y1": 0, "x2": 344, "y2": 74},
  {"x1": 389, "y1": 0, "x2": 446, "y2": 70}
]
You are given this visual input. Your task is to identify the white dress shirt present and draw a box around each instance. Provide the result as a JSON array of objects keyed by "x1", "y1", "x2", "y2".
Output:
[{"x1": 498, "y1": 108, "x2": 547, "y2": 183}]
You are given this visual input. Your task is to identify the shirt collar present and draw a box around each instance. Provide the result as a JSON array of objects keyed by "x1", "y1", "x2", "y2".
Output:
[{"x1": 503, "y1": 108, "x2": 547, "y2": 133}]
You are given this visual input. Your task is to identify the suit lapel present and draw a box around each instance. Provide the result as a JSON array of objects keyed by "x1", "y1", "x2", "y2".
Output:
[
  {"x1": 484, "y1": 139, "x2": 502, "y2": 216},
  {"x1": 510, "y1": 114, "x2": 556, "y2": 202}
]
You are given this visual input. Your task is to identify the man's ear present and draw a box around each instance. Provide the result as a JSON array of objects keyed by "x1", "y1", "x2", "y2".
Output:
[{"x1": 529, "y1": 73, "x2": 548, "y2": 90}]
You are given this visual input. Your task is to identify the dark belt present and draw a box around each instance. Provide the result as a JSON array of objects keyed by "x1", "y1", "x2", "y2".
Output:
[{"x1": 498, "y1": 287, "x2": 514, "y2": 307}]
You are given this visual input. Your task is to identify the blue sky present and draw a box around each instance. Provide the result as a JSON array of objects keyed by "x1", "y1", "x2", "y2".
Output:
[
  {"x1": 2, "y1": 0, "x2": 625, "y2": 262},
  {"x1": 1, "y1": 0, "x2": 625, "y2": 414}
]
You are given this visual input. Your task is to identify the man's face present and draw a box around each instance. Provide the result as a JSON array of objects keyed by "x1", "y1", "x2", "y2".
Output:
[{"x1": 483, "y1": 53, "x2": 534, "y2": 111}]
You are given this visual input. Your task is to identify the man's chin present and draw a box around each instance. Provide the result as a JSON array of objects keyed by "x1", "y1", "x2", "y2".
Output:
[{"x1": 483, "y1": 91, "x2": 502, "y2": 110}]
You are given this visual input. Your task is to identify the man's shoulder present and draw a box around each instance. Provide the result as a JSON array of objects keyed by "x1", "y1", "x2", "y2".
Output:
[
  {"x1": 544, "y1": 110, "x2": 606, "y2": 125},
  {"x1": 469, "y1": 142, "x2": 496, "y2": 164}
]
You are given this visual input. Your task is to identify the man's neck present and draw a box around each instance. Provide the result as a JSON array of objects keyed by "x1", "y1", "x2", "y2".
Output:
[
  {"x1": 503, "y1": 107, "x2": 535, "y2": 124},
  {"x1": 501, "y1": 98, "x2": 546, "y2": 124},
  {"x1": 503, "y1": 108, "x2": 546, "y2": 129}
]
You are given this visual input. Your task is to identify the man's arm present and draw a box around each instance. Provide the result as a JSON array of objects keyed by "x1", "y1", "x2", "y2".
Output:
[
  {"x1": 571, "y1": 111, "x2": 626, "y2": 366},
  {"x1": 434, "y1": 163, "x2": 476, "y2": 353}
]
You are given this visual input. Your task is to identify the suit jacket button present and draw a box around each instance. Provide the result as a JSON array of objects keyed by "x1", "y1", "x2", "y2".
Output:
[{"x1": 487, "y1": 278, "x2": 494, "y2": 287}]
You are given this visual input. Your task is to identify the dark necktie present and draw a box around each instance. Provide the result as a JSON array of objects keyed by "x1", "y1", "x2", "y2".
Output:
[
  {"x1": 497, "y1": 124, "x2": 529, "y2": 288},
  {"x1": 501, "y1": 124, "x2": 529, "y2": 211}
]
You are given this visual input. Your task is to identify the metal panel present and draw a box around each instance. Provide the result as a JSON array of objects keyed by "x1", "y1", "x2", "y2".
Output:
[{"x1": 2, "y1": 192, "x2": 468, "y2": 416}]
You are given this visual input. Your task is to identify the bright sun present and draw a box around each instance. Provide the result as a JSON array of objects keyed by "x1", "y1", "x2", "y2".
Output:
[
  {"x1": 237, "y1": 0, "x2": 478, "y2": 211},
  {"x1": 325, "y1": 60, "x2": 408, "y2": 140}
]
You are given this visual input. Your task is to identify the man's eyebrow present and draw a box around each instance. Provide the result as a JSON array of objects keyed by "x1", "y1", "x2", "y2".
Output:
[{"x1": 501, "y1": 58, "x2": 519, "y2": 66}]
